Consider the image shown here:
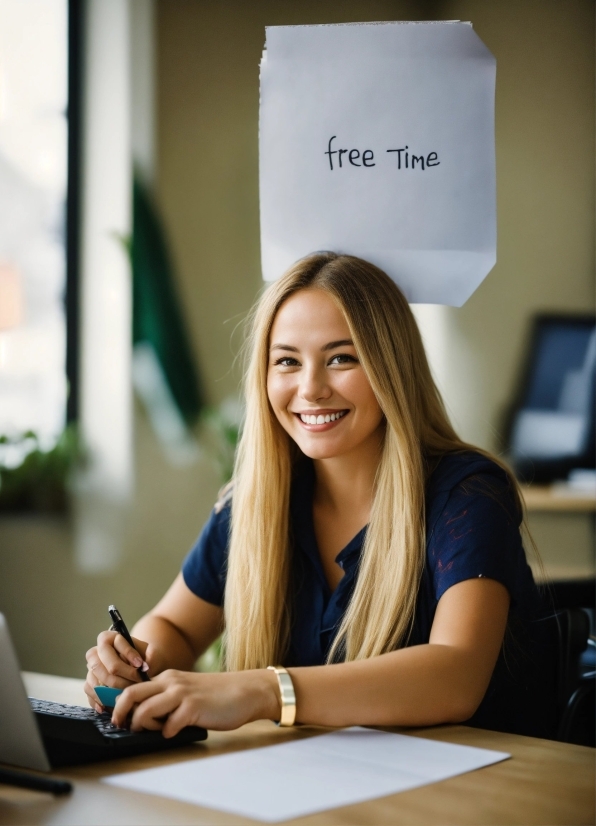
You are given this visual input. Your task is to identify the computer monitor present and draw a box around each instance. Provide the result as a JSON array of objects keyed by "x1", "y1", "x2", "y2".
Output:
[{"x1": 507, "y1": 314, "x2": 595, "y2": 483}]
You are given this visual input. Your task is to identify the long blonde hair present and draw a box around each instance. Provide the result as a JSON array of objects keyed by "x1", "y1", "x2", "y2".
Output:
[{"x1": 223, "y1": 253, "x2": 522, "y2": 670}]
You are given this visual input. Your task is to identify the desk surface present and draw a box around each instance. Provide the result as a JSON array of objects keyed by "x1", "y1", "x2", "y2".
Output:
[{"x1": 0, "y1": 673, "x2": 593, "y2": 826}]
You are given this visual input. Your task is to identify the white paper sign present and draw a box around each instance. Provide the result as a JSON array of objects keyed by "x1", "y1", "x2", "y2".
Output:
[{"x1": 259, "y1": 22, "x2": 496, "y2": 306}]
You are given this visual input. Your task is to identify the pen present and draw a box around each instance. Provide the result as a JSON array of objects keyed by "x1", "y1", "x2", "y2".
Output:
[
  {"x1": 0, "y1": 767, "x2": 72, "y2": 796},
  {"x1": 108, "y1": 605, "x2": 151, "y2": 682}
]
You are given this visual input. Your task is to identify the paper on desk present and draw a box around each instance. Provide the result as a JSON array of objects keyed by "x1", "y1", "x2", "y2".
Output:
[
  {"x1": 103, "y1": 727, "x2": 509, "y2": 822},
  {"x1": 259, "y1": 22, "x2": 496, "y2": 306}
]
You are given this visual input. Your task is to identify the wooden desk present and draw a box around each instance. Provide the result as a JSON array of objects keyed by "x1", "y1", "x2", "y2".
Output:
[{"x1": 0, "y1": 674, "x2": 593, "y2": 826}]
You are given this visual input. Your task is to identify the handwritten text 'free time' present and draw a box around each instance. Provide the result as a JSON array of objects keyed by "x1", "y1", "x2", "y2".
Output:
[{"x1": 325, "y1": 136, "x2": 440, "y2": 171}]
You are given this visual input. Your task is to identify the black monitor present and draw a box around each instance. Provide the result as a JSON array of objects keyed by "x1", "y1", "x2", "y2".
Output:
[{"x1": 506, "y1": 314, "x2": 595, "y2": 483}]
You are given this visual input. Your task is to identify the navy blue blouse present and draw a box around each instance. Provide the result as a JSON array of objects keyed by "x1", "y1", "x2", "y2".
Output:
[{"x1": 182, "y1": 451, "x2": 556, "y2": 738}]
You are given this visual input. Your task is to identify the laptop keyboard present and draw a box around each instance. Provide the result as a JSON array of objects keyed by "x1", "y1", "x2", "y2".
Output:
[{"x1": 29, "y1": 697, "x2": 136, "y2": 739}]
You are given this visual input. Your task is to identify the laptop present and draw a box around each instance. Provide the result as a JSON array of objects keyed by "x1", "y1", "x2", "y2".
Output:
[{"x1": 0, "y1": 613, "x2": 207, "y2": 770}]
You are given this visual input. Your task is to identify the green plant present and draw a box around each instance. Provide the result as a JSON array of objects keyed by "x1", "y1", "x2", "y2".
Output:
[{"x1": 0, "y1": 425, "x2": 83, "y2": 513}]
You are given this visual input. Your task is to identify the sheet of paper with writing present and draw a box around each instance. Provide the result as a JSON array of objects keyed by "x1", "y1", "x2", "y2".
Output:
[
  {"x1": 103, "y1": 727, "x2": 510, "y2": 822},
  {"x1": 259, "y1": 22, "x2": 496, "y2": 306}
]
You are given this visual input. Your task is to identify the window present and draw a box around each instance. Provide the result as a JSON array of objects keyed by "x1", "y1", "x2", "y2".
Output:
[{"x1": 0, "y1": 0, "x2": 69, "y2": 466}]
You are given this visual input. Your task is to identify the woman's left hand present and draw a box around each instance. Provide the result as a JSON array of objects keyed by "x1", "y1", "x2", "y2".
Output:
[{"x1": 110, "y1": 669, "x2": 281, "y2": 736}]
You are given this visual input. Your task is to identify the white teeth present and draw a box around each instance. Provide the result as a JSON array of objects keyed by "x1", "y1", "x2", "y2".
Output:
[{"x1": 299, "y1": 411, "x2": 346, "y2": 424}]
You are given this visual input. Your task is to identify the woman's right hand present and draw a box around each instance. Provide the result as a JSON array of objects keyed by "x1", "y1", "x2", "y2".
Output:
[{"x1": 84, "y1": 630, "x2": 152, "y2": 712}]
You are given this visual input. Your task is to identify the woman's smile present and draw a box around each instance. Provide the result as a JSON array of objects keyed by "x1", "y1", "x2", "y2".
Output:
[{"x1": 295, "y1": 409, "x2": 349, "y2": 430}]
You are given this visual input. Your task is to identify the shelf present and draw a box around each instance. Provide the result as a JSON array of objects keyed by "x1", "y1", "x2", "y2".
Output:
[{"x1": 521, "y1": 484, "x2": 596, "y2": 513}]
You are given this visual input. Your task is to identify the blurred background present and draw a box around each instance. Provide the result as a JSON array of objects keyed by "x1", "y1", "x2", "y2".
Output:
[{"x1": 0, "y1": 0, "x2": 593, "y2": 678}]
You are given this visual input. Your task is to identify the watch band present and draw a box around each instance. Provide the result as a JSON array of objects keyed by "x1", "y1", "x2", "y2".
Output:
[{"x1": 267, "y1": 665, "x2": 297, "y2": 726}]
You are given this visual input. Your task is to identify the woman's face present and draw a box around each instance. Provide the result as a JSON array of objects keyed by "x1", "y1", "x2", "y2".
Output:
[{"x1": 267, "y1": 289, "x2": 384, "y2": 461}]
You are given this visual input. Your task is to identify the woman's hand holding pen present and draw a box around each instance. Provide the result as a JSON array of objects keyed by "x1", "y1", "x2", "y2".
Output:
[
  {"x1": 84, "y1": 588, "x2": 224, "y2": 714},
  {"x1": 110, "y1": 669, "x2": 281, "y2": 735},
  {"x1": 84, "y1": 630, "x2": 160, "y2": 712}
]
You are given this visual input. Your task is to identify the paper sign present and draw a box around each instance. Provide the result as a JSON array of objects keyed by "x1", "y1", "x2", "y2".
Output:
[{"x1": 259, "y1": 22, "x2": 496, "y2": 306}]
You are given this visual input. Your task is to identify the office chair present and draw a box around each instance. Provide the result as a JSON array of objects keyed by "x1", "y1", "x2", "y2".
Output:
[
  {"x1": 558, "y1": 672, "x2": 595, "y2": 747},
  {"x1": 552, "y1": 607, "x2": 595, "y2": 747},
  {"x1": 549, "y1": 578, "x2": 595, "y2": 615}
]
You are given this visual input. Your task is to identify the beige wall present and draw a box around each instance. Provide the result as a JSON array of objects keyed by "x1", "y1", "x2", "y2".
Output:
[
  {"x1": 156, "y1": 0, "x2": 594, "y2": 422},
  {"x1": 0, "y1": 0, "x2": 593, "y2": 677},
  {"x1": 156, "y1": 0, "x2": 438, "y2": 402},
  {"x1": 435, "y1": 0, "x2": 595, "y2": 449}
]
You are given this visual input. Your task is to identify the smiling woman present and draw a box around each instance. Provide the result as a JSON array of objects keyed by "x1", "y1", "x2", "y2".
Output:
[
  {"x1": 84, "y1": 253, "x2": 556, "y2": 742},
  {"x1": 267, "y1": 288, "x2": 385, "y2": 593}
]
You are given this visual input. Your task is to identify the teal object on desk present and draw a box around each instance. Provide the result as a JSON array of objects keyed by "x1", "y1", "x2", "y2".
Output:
[{"x1": 94, "y1": 686, "x2": 123, "y2": 708}]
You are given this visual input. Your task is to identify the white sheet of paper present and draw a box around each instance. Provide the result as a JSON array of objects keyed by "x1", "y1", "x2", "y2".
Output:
[
  {"x1": 103, "y1": 727, "x2": 510, "y2": 822},
  {"x1": 259, "y1": 22, "x2": 496, "y2": 305}
]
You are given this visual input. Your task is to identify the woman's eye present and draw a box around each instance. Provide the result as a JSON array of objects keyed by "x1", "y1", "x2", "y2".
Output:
[
  {"x1": 328, "y1": 353, "x2": 357, "y2": 365},
  {"x1": 274, "y1": 357, "x2": 300, "y2": 367}
]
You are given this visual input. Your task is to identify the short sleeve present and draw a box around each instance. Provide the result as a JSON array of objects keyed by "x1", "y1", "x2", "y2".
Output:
[
  {"x1": 181, "y1": 503, "x2": 231, "y2": 606},
  {"x1": 427, "y1": 473, "x2": 532, "y2": 609}
]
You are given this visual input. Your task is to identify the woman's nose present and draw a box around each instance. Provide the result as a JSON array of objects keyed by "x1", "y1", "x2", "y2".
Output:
[{"x1": 298, "y1": 366, "x2": 331, "y2": 402}]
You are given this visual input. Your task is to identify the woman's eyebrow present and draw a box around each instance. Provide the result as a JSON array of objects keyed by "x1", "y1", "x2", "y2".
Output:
[
  {"x1": 322, "y1": 339, "x2": 354, "y2": 351},
  {"x1": 269, "y1": 339, "x2": 354, "y2": 352}
]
